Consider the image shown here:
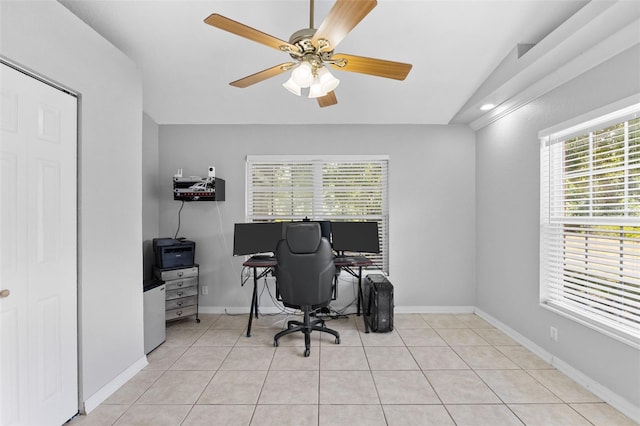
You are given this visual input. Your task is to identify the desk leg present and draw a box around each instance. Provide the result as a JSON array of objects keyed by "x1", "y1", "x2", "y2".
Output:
[
  {"x1": 356, "y1": 267, "x2": 362, "y2": 316},
  {"x1": 246, "y1": 267, "x2": 259, "y2": 337}
]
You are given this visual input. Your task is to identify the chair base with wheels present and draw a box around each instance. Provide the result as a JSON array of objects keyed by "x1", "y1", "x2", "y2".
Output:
[{"x1": 274, "y1": 305, "x2": 340, "y2": 357}]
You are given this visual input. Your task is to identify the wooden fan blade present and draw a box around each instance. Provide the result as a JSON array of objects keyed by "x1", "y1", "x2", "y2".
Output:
[
  {"x1": 311, "y1": 0, "x2": 377, "y2": 50},
  {"x1": 204, "y1": 14, "x2": 298, "y2": 53},
  {"x1": 230, "y1": 63, "x2": 296, "y2": 88},
  {"x1": 329, "y1": 53, "x2": 412, "y2": 80},
  {"x1": 317, "y1": 91, "x2": 338, "y2": 108}
]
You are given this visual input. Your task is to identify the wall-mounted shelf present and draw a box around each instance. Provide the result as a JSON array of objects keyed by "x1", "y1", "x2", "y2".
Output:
[{"x1": 173, "y1": 176, "x2": 225, "y2": 201}]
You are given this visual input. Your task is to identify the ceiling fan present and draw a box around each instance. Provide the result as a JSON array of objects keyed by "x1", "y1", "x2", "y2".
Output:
[{"x1": 204, "y1": 0, "x2": 412, "y2": 107}]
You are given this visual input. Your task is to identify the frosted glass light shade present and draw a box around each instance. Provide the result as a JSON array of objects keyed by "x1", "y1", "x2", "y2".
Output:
[
  {"x1": 317, "y1": 67, "x2": 340, "y2": 93},
  {"x1": 282, "y1": 77, "x2": 301, "y2": 96},
  {"x1": 308, "y1": 77, "x2": 328, "y2": 99},
  {"x1": 291, "y1": 61, "x2": 313, "y2": 88}
]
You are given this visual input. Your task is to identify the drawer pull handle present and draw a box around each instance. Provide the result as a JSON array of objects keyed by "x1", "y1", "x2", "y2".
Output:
[
  {"x1": 177, "y1": 282, "x2": 183, "y2": 287},
  {"x1": 177, "y1": 291, "x2": 183, "y2": 296},
  {"x1": 176, "y1": 311, "x2": 182, "y2": 316},
  {"x1": 177, "y1": 301, "x2": 183, "y2": 306},
  {"x1": 177, "y1": 272, "x2": 183, "y2": 277}
]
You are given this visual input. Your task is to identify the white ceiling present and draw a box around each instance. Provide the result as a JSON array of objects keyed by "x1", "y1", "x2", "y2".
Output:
[{"x1": 59, "y1": 0, "x2": 591, "y2": 125}]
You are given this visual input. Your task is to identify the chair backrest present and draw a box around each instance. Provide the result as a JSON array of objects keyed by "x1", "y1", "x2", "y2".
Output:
[{"x1": 276, "y1": 222, "x2": 335, "y2": 307}]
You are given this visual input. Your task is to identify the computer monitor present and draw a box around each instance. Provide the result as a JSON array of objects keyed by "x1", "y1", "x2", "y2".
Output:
[
  {"x1": 331, "y1": 221, "x2": 380, "y2": 254},
  {"x1": 233, "y1": 222, "x2": 283, "y2": 256}
]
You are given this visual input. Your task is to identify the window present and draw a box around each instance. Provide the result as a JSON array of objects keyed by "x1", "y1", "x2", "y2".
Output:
[
  {"x1": 246, "y1": 155, "x2": 389, "y2": 272},
  {"x1": 540, "y1": 100, "x2": 640, "y2": 346}
]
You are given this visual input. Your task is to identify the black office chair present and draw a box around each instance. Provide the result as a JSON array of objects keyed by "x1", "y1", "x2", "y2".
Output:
[{"x1": 273, "y1": 222, "x2": 341, "y2": 357}]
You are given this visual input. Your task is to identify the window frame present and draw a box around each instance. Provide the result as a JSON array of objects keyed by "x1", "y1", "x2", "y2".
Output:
[
  {"x1": 539, "y1": 95, "x2": 640, "y2": 348},
  {"x1": 245, "y1": 155, "x2": 389, "y2": 273}
]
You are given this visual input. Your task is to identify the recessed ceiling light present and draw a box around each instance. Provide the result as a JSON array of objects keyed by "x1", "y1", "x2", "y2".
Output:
[{"x1": 480, "y1": 103, "x2": 496, "y2": 111}]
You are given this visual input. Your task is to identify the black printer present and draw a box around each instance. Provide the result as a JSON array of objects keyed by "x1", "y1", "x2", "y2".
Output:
[{"x1": 153, "y1": 238, "x2": 196, "y2": 269}]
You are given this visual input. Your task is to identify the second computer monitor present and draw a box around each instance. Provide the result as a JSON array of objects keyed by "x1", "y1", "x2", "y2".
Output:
[
  {"x1": 331, "y1": 221, "x2": 380, "y2": 254},
  {"x1": 233, "y1": 222, "x2": 284, "y2": 256}
]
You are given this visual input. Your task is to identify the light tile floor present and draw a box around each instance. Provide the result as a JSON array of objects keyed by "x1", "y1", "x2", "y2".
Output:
[{"x1": 69, "y1": 313, "x2": 637, "y2": 425}]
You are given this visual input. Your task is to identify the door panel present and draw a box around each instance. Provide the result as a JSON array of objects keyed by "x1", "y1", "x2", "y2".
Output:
[
  {"x1": 36, "y1": 160, "x2": 61, "y2": 263},
  {"x1": 1, "y1": 63, "x2": 78, "y2": 425},
  {"x1": 0, "y1": 307, "x2": 20, "y2": 425},
  {"x1": 39, "y1": 295, "x2": 62, "y2": 400},
  {"x1": 1, "y1": 152, "x2": 18, "y2": 272}
]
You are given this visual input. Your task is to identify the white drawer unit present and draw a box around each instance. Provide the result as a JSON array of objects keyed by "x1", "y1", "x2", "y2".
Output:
[{"x1": 154, "y1": 264, "x2": 200, "y2": 323}]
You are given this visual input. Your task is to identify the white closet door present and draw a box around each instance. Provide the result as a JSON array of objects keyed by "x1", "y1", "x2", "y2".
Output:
[{"x1": 1, "y1": 63, "x2": 78, "y2": 425}]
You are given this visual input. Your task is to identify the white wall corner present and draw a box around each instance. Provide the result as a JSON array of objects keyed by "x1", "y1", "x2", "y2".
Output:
[{"x1": 81, "y1": 356, "x2": 148, "y2": 415}]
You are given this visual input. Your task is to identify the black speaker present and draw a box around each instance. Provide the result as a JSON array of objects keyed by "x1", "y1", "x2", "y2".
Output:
[{"x1": 364, "y1": 274, "x2": 394, "y2": 332}]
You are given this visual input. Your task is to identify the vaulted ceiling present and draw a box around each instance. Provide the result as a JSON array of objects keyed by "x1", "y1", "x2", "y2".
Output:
[{"x1": 59, "y1": 1, "x2": 637, "y2": 125}]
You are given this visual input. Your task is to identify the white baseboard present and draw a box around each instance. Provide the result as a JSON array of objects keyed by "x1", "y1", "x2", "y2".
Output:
[
  {"x1": 394, "y1": 306, "x2": 475, "y2": 314},
  {"x1": 200, "y1": 305, "x2": 477, "y2": 315},
  {"x1": 81, "y1": 356, "x2": 148, "y2": 414},
  {"x1": 474, "y1": 308, "x2": 640, "y2": 424},
  {"x1": 200, "y1": 306, "x2": 360, "y2": 316},
  {"x1": 199, "y1": 306, "x2": 280, "y2": 315}
]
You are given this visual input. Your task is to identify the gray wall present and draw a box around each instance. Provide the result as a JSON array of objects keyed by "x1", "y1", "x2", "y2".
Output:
[
  {"x1": 476, "y1": 45, "x2": 640, "y2": 407},
  {"x1": 143, "y1": 113, "x2": 160, "y2": 280},
  {"x1": 158, "y1": 125, "x2": 476, "y2": 311},
  {"x1": 1, "y1": 1, "x2": 144, "y2": 405}
]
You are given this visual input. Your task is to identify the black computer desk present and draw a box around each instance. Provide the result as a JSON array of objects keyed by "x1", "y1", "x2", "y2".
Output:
[{"x1": 242, "y1": 255, "x2": 373, "y2": 337}]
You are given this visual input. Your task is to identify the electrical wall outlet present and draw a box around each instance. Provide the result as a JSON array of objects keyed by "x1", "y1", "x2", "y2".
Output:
[
  {"x1": 202, "y1": 285, "x2": 208, "y2": 296},
  {"x1": 550, "y1": 326, "x2": 558, "y2": 342}
]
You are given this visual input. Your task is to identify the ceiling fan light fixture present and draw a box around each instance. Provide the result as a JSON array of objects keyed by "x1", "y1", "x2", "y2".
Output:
[
  {"x1": 282, "y1": 77, "x2": 302, "y2": 96},
  {"x1": 308, "y1": 76, "x2": 328, "y2": 99},
  {"x1": 291, "y1": 61, "x2": 313, "y2": 88},
  {"x1": 205, "y1": 0, "x2": 412, "y2": 108},
  {"x1": 317, "y1": 66, "x2": 340, "y2": 93}
]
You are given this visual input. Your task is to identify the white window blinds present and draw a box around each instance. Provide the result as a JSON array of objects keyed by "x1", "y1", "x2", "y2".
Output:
[
  {"x1": 246, "y1": 155, "x2": 389, "y2": 272},
  {"x1": 540, "y1": 102, "x2": 640, "y2": 345}
]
